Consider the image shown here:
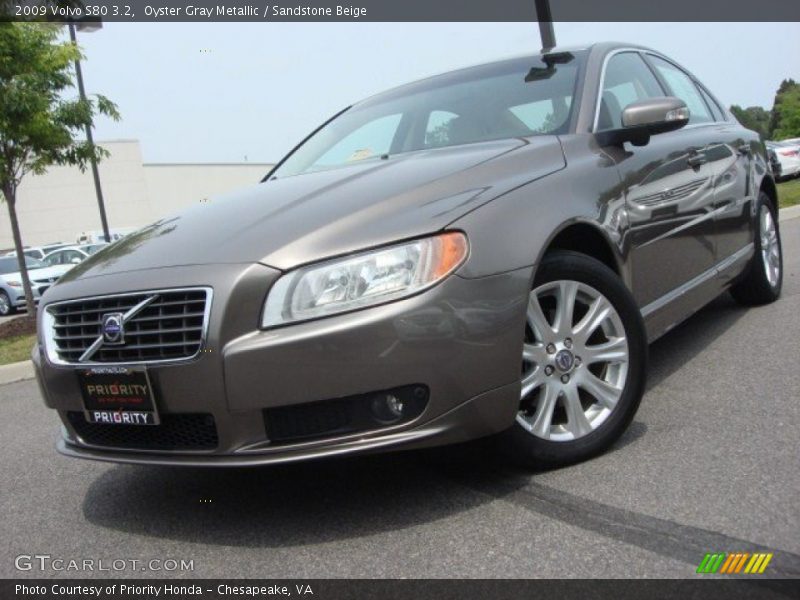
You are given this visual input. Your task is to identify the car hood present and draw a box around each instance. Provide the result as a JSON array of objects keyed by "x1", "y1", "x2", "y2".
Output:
[{"x1": 62, "y1": 137, "x2": 565, "y2": 282}]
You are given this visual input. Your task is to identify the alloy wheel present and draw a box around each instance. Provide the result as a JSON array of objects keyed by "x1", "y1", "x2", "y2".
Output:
[
  {"x1": 0, "y1": 294, "x2": 9, "y2": 316},
  {"x1": 518, "y1": 280, "x2": 629, "y2": 442},
  {"x1": 760, "y1": 205, "x2": 780, "y2": 287}
]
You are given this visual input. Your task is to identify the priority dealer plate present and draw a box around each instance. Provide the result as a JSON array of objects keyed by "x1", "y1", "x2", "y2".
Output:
[{"x1": 78, "y1": 367, "x2": 159, "y2": 426}]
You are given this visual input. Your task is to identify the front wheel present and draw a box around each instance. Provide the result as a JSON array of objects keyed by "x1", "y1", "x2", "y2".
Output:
[
  {"x1": 499, "y1": 251, "x2": 647, "y2": 468},
  {"x1": 0, "y1": 291, "x2": 16, "y2": 316}
]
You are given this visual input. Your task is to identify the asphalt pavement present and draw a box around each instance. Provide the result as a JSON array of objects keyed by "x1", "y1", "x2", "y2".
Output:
[{"x1": 1, "y1": 219, "x2": 798, "y2": 580}]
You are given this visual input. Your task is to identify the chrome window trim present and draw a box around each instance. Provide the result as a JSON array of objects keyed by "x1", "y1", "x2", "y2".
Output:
[
  {"x1": 591, "y1": 47, "x2": 726, "y2": 133},
  {"x1": 591, "y1": 47, "x2": 655, "y2": 133},
  {"x1": 42, "y1": 286, "x2": 213, "y2": 368}
]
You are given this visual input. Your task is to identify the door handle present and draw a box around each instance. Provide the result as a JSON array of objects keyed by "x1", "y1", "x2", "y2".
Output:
[{"x1": 687, "y1": 154, "x2": 707, "y2": 168}]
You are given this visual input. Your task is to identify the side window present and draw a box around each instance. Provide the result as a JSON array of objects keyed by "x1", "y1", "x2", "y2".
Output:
[
  {"x1": 424, "y1": 110, "x2": 459, "y2": 148},
  {"x1": 510, "y1": 96, "x2": 572, "y2": 133},
  {"x1": 598, "y1": 52, "x2": 664, "y2": 131},
  {"x1": 647, "y1": 56, "x2": 713, "y2": 125},
  {"x1": 697, "y1": 85, "x2": 725, "y2": 121},
  {"x1": 45, "y1": 252, "x2": 62, "y2": 266},
  {"x1": 312, "y1": 113, "x2": 402, "y2": 168}
]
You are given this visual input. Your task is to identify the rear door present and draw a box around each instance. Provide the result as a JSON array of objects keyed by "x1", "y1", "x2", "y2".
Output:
[
  {"x1": 645, "y1": 55, "x2": 753, "y2": 266},
  {"x1": 597, "y1": 51, "x2": 718, "y2": 308}
]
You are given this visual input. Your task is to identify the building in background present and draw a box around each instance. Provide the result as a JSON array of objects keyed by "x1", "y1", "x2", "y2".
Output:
[{"x1": 0, "y1": 140, "x2": 272, "y2": 250}]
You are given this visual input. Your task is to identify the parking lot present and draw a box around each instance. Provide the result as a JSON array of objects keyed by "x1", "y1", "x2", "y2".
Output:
[{"x1": 0, "y1": 217, "x2": 798, "y2": 580}]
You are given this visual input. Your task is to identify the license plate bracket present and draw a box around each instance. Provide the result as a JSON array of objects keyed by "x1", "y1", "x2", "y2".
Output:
[{"x1": 78, "y1": 367, "x2": 159, "y2": 426}]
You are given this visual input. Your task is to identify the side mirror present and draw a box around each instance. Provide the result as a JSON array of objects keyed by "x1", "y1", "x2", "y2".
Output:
[{"x1": 596, "y1": 96, "x2": 689, "y2": 147}]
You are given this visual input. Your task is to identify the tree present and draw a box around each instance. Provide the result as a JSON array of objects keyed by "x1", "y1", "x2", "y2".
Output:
[
  {"x1": 0, "y1": 22, "x2": 119, "y2": 314},
  {"x1": 729, "y1": 105, "x2": 772, "y2": 139},
  {"x1": 771, "y1": 80, "x2": 800, "y2": 140}
]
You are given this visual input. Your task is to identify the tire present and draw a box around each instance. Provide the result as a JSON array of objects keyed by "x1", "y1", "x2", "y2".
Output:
[
  {"x1": 730, "y1": 191, "x2": 782, "y2": 306},
  {"x1": 0, "y1": 291, "x2": 16, "y2": 316},
  {"x1": 498, "y1": 250, "x2": 647, "y2": 468}
]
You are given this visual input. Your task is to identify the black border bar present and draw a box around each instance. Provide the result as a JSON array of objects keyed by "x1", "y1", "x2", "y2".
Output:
[
  {"x1": 3, "y1": 0, "x2": 800, "y2": 22},
  {"x1": 3, "y1": 579, "x2": 800, "y2": 600}
]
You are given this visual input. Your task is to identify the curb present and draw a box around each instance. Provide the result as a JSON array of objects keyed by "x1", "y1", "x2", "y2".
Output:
[
  {"x1": 780, "y1": 204, "x2": 800, "y2": 222},
  {"x1": 0, "y1": 360, "x2": 34, "y2": 385}
]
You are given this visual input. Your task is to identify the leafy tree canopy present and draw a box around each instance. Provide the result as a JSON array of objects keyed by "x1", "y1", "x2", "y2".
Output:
[
  {"x1": 0, "y1": 21, "x2": 119, "y2": 314},
  {"x1": 0, "y1": 22, "x2": 119, "y2": 199},
  {"x1": 729, "y1": 105, "x2": 771, "y2": 139},
  {"x1": 771, "y1": 80, "x2": 800, "y2": 140}
]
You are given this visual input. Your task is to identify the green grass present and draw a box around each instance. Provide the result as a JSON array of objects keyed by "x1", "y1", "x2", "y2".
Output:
[
  {"x1": 778, "y1": 178, "x2": 800, "y2": 209},
  {"x1": 0, "y1": 334, "x2": 36, "y2": 365}
]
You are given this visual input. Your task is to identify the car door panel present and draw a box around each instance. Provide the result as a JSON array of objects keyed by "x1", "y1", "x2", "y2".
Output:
[
  {"x1": 711, "y1": 129, "x2": 755, "y2": 262},
  {"x1": 618, "y1": 127, "x2": 719, "y2": 308}
]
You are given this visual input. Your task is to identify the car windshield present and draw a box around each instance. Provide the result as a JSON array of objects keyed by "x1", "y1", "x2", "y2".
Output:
[
  {"x1": 270, "y1": 52, "x2": 583, "y2": 179},
  {"x1": 0, "y1": 256, "x2": 46, "y2": 274},
  {"x1": 84, "y1": 244, "x2": 107, "y2": 254}
]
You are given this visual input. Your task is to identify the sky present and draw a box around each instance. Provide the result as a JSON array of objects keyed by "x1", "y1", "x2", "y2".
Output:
[{"x1": 73, "y1": 22, "x2": 800, "y2": 164}]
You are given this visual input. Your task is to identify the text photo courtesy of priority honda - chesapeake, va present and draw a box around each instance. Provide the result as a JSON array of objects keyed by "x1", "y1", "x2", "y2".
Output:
[{"x1": 0, "y1": 1, "x2": 799, "y2": 598}]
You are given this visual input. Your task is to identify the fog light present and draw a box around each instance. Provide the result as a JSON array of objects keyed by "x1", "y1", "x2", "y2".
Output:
[{"x1": 371, "y1": 393, "x2": 405, "y2": 424}]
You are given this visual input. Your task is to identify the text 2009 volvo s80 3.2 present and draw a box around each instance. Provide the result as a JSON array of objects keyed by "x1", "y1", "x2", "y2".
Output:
[{"x1": 34, "y1": 42, "x2": 782, "y2": 467}]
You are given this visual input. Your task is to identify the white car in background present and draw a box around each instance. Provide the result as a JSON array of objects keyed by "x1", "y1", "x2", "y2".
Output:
[
  {"x1": 42, "y1": 244, "x2": 108, "y2": 268},
  {"x1": 3, "y1": 243, "x2": 72, "y2": 261},
  {"x1": 0, "y1": 256, "x2": 73, "y2": 316},
  {"x1": 76, "y1": 228, "x2": 136, "y2": 244},
  {"x1": 767, "y1": 140, "x2": 800, "y2": 181}
]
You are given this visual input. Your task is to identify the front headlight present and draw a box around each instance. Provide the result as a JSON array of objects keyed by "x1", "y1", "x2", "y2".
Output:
[
  {"x1": 6, "y1": 280, "x2": 22, "y2": 288},
  {"x1": 262, "y1": 232, "x2": 468, "y2": 328}
]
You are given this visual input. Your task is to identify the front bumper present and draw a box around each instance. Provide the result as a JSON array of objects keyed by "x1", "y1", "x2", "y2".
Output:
[
  {"x1": 9, "y1": 290, "x2": 40, "y2": 307},
  {"x1": 34, "y1": 262, "x2": 532, "y2": 466}
]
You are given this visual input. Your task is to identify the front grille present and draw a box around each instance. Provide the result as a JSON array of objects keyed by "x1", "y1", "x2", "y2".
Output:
[
  {"x1": 33, "y1": 277, "x2": 57, "y2": 297},
  {"x1": 47, "y1": 288, "x2": 210, "y2": 364},
  {"x1": 67, "y1": 411, "x2": 218, "y2": 451}
]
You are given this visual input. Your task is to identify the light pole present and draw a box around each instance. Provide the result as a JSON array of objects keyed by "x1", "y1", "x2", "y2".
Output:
[{"x1": 68, "y1": 20, "x2": 111, "y2": 243}]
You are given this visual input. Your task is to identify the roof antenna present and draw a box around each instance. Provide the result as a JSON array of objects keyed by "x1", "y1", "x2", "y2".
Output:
[{"x1": 535, "y1": 0, "x2": 556, "y2": 52}]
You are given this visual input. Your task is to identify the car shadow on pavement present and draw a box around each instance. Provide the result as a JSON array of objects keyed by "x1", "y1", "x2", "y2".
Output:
[
  {"x1": 81, "y1": 292, "x2": 746, "y2": 548},
  {"x1": 81, "y1": 441, "x2": 525, "y2": 548},
  {"x1": 645, "y1": 292, "x2": 748, "y2": 391}
]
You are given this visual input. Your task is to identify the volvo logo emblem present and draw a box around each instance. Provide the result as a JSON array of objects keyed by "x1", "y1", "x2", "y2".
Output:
[
  {"x1": 554, "y1": 349, "x2": 575, "y2": 372},
  {"x1": 101, "y1": 313, "x2": 125, "y2": 345}
]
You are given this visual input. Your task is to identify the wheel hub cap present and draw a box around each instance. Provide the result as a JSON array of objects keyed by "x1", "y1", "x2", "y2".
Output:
[{"x1": 554, "y1": 349, "x2": 575, "y2": 372}]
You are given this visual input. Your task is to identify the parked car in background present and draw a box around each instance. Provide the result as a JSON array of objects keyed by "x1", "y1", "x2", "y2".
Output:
[
  {"x1": 4, "y1": 243, "x2": 72, "y2": 261},
  {"x1": 76, "y1": 228, "x2": 136, "y2": 245},
  {"x1": 34, "y1": 42, "x2": 782, "y2": 468},
  {"x1": 0, "y1": 256, "x2": 72, "y2": 315},
  {"x1": 42, "y1": 244, "x2": 109, "y2": 269},
  {"x1": 766, "y1": 140, "x2": 800, "y2": 181}
]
